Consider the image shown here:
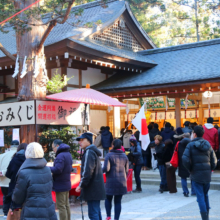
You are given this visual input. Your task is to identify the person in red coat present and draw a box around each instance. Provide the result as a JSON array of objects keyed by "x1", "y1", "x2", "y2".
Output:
[{"x1": 203, "y1": 117, "x2": 219, "y2": 152}]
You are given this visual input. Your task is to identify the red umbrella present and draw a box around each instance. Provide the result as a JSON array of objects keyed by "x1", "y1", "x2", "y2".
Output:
[{"x1": 46, "y1": 84, "x2": 126, "y2": 107}]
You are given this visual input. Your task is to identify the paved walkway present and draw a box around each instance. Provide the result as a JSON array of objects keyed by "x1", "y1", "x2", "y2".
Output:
[{"x1": 1, "y1": 185, "x2": 220, "y2": 219}]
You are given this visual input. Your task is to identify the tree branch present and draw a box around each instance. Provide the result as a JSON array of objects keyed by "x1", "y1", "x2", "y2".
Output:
[
  {"x1": 58, "y1": 0, "x2": 76, "y2": 24},
  {"x1": 0, "y1": 43, "x2": 16, "y2": 61},
  {"x1": 37, "y1": 20, "x2": 57, "y2": 54}
]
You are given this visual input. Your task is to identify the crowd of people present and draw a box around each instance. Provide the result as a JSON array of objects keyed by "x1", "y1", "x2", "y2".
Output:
[{"x1": 0, "y1": 117, "x2": 218, "y2": 220}]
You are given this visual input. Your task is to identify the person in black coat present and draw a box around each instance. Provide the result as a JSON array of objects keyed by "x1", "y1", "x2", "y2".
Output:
[
  {"x1": 177, "y1": 136, "x2": 192, "y2": 197},
  {"x1": 50, "y1": 140, "x2": 73, "y2": 220},
  {"x1": 12, "y1": 142, "x2": 57, "y2": 220},
  {"x1": 101, "y1": 126, "x2": 113, "y2": 157},
  {"x1": 182, "y1": 126, "x2": 217, "y2": 220},
  {"x1": 103, "y1": 139, "x2": 129, "y2": 220},
  {"x1": 6, "y1": 143, "x2": 27, "y2": 211},
  {"x1": 161, "y1": 122, "x2": 175, "y2": 142},
  {"x1": 76, "y1": 132, "x2": 105, "y2": 220}
]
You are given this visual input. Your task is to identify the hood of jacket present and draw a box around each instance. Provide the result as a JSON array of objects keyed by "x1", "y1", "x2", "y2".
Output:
[
  {"x1": 19, "y1": 158, "x2": 47, "y2": 171},
  {"x1": 164, "y1": 127, "x2": 172, "y2": 133},
  {"x1": 150, "y1": 128, "x2": 159, "y2": 136},
  {"x1": 102, "y1": 129, "x2": 111, "y2": 136},
  {"x1": 85, "y1": 144, "x2": 102, "y2": 157},
  {"x1": 56, "y1": 143, "x2": 70, "y2": 156},
  {"x1": 204, "y1": 123, "x2": 214, "y2": 129},
  {"x1": 192, "y1": 137, "x2": 211, "y2": 152}
]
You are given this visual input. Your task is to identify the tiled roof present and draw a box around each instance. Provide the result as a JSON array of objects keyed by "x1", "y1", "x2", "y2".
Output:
[
  {"x1": 0, "y1": 0, "x2": 125, "y2": 58},
  {"x1": 69, "y1": 38, "x2": 156, "y2": 65},
  {"x1": 93, "y1": 38, "x2": 220, "y2": 91}
]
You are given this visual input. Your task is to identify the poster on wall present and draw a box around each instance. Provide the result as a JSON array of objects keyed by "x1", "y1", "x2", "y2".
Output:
[
  {"x1": 0, "y1": 130, "x2": 4, "y2": 147},
  {"x1": 12, "y1": 128, "x2": 20, "y2": 143},
  {"x1": 36, "y1": 101, "x2": 89, "y2": 125}
]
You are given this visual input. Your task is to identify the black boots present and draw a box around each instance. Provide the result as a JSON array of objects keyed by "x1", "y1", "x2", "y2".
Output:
[
  {"x1": 200, "y1": 212, "x2": 209, "y2": 220},
  {"x1": 133, "y1": 187, "x2": 142, "y2": 193}
]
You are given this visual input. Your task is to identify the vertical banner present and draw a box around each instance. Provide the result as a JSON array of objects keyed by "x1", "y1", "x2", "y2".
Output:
[
  {"x1": 0, "y1": 130, "x2": 4, "y2": 147},
  {"x1": 12, "y1": 128, "x2": 20, "y2": 143}
]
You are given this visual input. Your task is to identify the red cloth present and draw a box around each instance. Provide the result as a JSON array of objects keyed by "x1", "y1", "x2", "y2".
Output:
[{"x1": 203, "y1": 125, "x2": 219, "y2": 151}]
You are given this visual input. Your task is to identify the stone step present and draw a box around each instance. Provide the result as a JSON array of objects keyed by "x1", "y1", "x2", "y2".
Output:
[
  {"x1": 139, "y1": 174, "x2": 220, "y2": 182},
  {"x1": 133, "y1": 178, "x2": 220, "y2": 190}
]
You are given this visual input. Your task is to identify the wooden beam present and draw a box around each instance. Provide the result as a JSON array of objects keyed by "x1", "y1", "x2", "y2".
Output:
[
  {"x1": 79, "y1": 69, "x2": 82, "y2": 88},
  {"x1": 0, "y1": 68, "x2": 15, "y2": 76}
]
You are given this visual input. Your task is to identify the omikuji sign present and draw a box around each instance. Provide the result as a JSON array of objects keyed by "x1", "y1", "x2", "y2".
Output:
[
  {"x1": 0, "y1": 101, "x2": 35, "y2": 126},
  {"x1": 0, "y1": 100, "x2": 89, "y2": 126}
]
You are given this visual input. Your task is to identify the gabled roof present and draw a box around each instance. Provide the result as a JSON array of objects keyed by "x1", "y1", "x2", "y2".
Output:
[
  {"x1": 93, "y1": 38, "x2": 220, "y2": 92},
  {"x1": 0, "y1": 0, "x2": 156, "y2": 62}
]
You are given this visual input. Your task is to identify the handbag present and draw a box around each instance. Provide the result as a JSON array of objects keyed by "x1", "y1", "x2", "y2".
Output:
[{"x1": 170, "y1": 141, "x2": 180, "y2": 168}]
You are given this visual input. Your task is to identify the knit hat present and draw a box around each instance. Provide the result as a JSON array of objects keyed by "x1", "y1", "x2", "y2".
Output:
[
  {"x1": 176, "y1": 127, "x2": 183, "y2": 135},
  {"x1": 25, "y1": 142, "x2": 44, "y2": 159},
  {"x1": 76, "y1": 132, "x2": 93, "y2": 144},
  {"x1": 129, "y1": 135, "x2": 137, "y2": 144}
]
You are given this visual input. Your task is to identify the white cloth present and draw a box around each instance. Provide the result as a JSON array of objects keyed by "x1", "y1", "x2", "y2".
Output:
[
  {"x1": 0, "y1": 147, "x2": 17, "y2": 187},
  {"x1": 151, "y1": 148, "x2": 158, "y2": 170}
]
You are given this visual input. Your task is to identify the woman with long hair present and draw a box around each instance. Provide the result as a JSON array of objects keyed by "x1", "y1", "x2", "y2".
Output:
[{"x1": 103, "y1": 139, "x2": 129, "y2": 220}]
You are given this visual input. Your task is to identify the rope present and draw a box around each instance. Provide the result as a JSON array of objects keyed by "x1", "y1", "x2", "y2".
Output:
[{"x1": 0, "y1": 0, "x2": 43, "y2": 26}]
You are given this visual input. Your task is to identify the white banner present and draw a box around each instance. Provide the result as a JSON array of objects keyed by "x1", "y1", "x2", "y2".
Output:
[
  {"x1": 0, "y1": 130, "x2": 4, "y2": 147},
  {"x1": 36, "y1": 101, "x2": 89, "y2": 125},
  {"x1": 0, "y1": 101, "x2": 35, "y2": 127},
  {"x1": 166, "y1": 111, "x2": 175, "y2": 119}
]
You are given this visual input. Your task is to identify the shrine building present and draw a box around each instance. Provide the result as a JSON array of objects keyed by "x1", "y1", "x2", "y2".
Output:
[{"x1": 0, "y1": 0, "x2": 220, "y2": 138}]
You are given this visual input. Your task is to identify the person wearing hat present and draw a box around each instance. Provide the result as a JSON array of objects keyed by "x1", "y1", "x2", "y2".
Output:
[
  {"x1": 182, "y1": 121, "x2": 192, "y2": 134},
  {"x1": 129, "y1": 135, "x2": 143, "y2": 193},
  {"x1": 75, "y1": 132, "x2": 105, "y2": 220},
  {"x1": 50, "y1": 139, "x2": 73, "y2": 220},
  {"x1": 203, "y1": 117, "x2": 219, "y2": 152},
  {"x1": 182, "y1": 126, "x2": 217, "y2": 220},
  {"x1": 0, "y1": 140, "x2": 19, "y2": 218},
  {"x1": 12, "y1": 142, "x2": 57, "y2": 220}
]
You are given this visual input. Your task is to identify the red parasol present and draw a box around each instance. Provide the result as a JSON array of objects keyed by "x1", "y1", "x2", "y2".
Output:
[{"x1": 46, "y1": 84, "x2": 126, "y2": 107}]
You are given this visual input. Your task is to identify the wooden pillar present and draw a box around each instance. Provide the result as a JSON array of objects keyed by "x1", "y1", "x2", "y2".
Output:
[
  {"x1": 61, "y1": 67, "x2": 67, "y2": 91},
  {"x1": 78, "y1": 69, "x2": 82, "y2": 88},
  {"x1": 198, "y1": 100, "x2": 204, "y2": 125},
  {"x1": 175, "y1": 98, "x2": 181, "y2": 128},
  {"x1": 47, "y1": 69, "x2": 52, "y2": 80}
]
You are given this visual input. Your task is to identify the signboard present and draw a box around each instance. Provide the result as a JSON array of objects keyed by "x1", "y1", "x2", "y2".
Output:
[
  {"x1": 0, "y1": 101, "x2": 35, "y2": 127},
  {"x1": 0, "y1": 130, "x2": 4, "y2": 147},
  {"x1": 12, "y1": 128, "x2": 20, "y2": 143},
  {"x1": 36, "y1": 101, "x2": 89, "y2": 125}
]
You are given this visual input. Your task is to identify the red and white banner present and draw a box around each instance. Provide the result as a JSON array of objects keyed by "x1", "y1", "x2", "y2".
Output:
[{"x1": 132, "y1": 104, "x2": 150, "y2": 150}]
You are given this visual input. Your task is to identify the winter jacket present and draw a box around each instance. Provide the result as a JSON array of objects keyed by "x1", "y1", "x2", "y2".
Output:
[
  {"x1": 182, "y1": 137, "x2": 217, "y2": 184},
  {"x1": 50, "y1": 143, "x2": 73, "y2": 192},
  {"x1": 182, "y1": 126, "x2": 192, "y2": 135},
  {"x1": 130, "y1": 142, "x2": 144, "y2": 165},
  {"x1": 6, "y1": 150, "x2": 26, "y2": 194},
  {"x1": 178, "y1": 138, "x2": 191, "y2": 178},
  {"x1": 149, "y1": 128, "x2": 161, "y2": 141},
  {"x1": 154, "y1": 142, "x2": 167, "y2": 166},
  {"x1": 161, "y1": 128, "x2": 175, "y2": 142},
  {"x1": 0, "y1": 147, "x2": 17, "y2": 187},
  {"x1": 203, "y1": 123, "x2": 219, "y2": 151},
  {"x1": 123, "y1": 132, "x2": 132, "y2": 149},
  {"x1": 103, "y1": 149, "x2": 129, "y2": 195},
  {"x1": 94, "y1": 133, "x2": 102, "y2": 149},
  {"x1": 173, "y1": 134, "x2": 185, "y2": 149},
  {"x1": 12, "y1": 158, "x2": 57, "y2": 220},
  {"x1": 101, "y1": 129, "x2": 113, "y2": 149},
  {"x1": 79, "y1": 145, "x2": 105, "y2": 201}
]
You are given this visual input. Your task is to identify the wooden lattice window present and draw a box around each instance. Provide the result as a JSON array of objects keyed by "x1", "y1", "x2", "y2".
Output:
[{"x1": 91, "y1": 19, "x2": 144, "y2": 52}]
